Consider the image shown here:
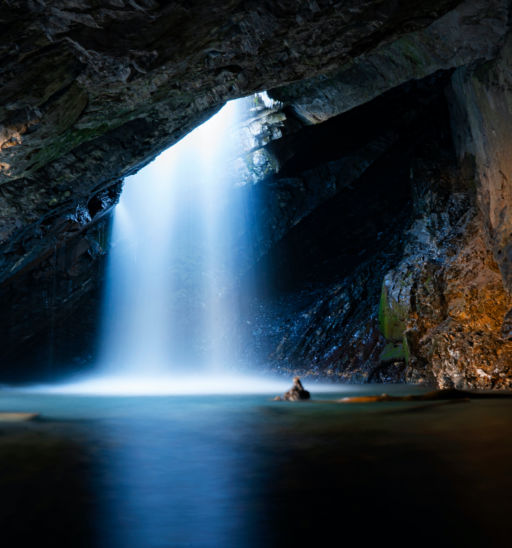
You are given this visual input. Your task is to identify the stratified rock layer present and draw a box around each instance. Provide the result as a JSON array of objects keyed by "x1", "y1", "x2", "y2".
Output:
[{"x1": 270, "y1": 0, "x2": 508, "y2": 123}]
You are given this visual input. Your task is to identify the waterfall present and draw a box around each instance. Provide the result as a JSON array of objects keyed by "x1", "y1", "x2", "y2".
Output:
[
  {"x1": 24, "y1": 94, "x2": 297, "y2": 394},
  {"x1": 99, "y1": 99, "x2": 246, "y2": 376}
]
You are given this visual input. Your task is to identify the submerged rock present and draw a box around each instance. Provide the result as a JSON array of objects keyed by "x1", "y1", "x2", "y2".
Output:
[
  {"x1": 275, "y1": 377, "x2": 311, "y2": 401},
  {"x1": 339, "y1": 389, "x2": 512, "y2": 403},
  {"x1": 0, "y1": 412, "x2": 39, "y2": 422}
]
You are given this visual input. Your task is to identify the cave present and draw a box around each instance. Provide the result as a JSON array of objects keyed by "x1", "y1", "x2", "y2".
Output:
[{"x1": 2, "y1": 1, "x2": 512, "y2": 546}]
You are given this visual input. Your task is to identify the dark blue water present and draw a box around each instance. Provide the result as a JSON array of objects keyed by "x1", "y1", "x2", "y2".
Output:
[{"x1": 1, "y1": 386, "x2": 512, "y2": 547}]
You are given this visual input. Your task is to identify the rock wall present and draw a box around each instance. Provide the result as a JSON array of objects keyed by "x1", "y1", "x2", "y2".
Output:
[
  {"x1": 382, "y1": 153, "x2": 512, "y2": 389},
  {"x1": 270, "y1": 0, "x2": 509, "y2": 124},
  {"x1": 244, "y1": 77, "x2": 460, "y2": 383},
  {"x1": 450, "y1": 37, "x2": 512, "y2": 293},
  {"x1": 246, "y1": 55, "x2": 512, "y2": 389}
]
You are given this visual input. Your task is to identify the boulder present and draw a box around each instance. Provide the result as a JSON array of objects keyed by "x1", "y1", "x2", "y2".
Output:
[{"x1": 275, "y1": 377, "x2": 311, "y2": 401}]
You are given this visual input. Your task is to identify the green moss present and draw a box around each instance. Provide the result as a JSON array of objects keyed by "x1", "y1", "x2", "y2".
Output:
[
  {"x1": 378, "y1": 282, "x2": 407, "y2": 342},
  {"x1": 390, "y1": 36, "x2": 427, "y2": 71},
  {"x1": 379, "y1": 342, "x2": 406, "y2": 363},
  {"x1": 403, "y1": 335, "x2": 411, "y2": 365}
]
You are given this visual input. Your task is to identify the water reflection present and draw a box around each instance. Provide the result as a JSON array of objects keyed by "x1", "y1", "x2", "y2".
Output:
[
  {"x1": 0, "y1": 421, "x2": 95, "y2": 547},
  {"x1": 97, "y1": 401, "x2": 254, "y2": 547},
  {"x1": 0, "y1": 391, "x2": 512, "y2": 547}
]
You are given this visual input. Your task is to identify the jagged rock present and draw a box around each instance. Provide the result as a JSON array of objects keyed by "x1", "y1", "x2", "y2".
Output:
[
  {"x1": 501, "y1": 308, "x2": 512, "y2": 340},
  {"x1": 270, "y1": 0, "x2": 508, "y2": 124},
  {"x1": 247, "y1": 77, "x2": 450, "y2": 384},
  {"x1": 381, "y1": 171, "x2": 512, "y2": 389},
  {"x1": 450, "y1": 35, "x2": 512, "y2": 294},
  {"x1": 0, "y1": 0, "x2": 461, "y2": 284},
  {"x1": 275, "y1": 377, "x2": 311, "y2": 401}
]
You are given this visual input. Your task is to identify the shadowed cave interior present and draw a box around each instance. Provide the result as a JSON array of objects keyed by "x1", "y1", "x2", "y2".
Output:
[{"x1": 0, "y1": 70, "x2": 475, "y2": 385}]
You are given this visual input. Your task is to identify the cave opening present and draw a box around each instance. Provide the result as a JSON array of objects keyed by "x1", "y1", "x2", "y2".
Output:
[
  {"x1": 3, "y1": 3, "x2": 512, "y2": 547},
  {"x1": 0, "y1": 70, "x2": 461, "y2": 386}
]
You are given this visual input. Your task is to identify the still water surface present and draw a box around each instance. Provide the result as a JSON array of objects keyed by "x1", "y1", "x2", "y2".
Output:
[{"x1": 1, "y1": 384, "x2": 511, "y2": 547}]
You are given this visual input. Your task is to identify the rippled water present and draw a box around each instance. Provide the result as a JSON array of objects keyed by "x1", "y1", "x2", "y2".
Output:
[{"x1": 1, "y1": 384, "x2": 511, "y2": 547}]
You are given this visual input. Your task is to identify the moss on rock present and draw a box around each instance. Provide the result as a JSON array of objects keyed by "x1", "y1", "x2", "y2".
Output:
[
  {"x1": 378, "y1": 277, "x2": 408, "y2": 342},
  {"x1": 379, "y1": 342, "x2": 407, "y2": 363}
]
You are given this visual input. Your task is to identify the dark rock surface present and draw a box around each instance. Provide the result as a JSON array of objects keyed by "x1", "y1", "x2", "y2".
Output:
[
  {"x1": 242, "y1": 64, "x2": 512, "y2": 389},
  {"x1": 450, "y1": 36, "x2": 512, "y2": 293},
  {"x1": 0, "y1": 0, "x2": 460, "y2": 281},
  {"x1": 270, "y1": 0, "x2": 508, "y2": 123},
  {"x1": 243, "y1": 76, "x2": 449, "y2": 383},
  {"x1": 0, "y1": 216, "x2": 111, "y2": 378}
]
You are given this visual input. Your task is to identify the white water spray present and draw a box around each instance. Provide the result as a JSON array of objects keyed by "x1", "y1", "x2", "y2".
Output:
[
  {"x1": 100, "y1": 99, "x2": 246, "y2": 376},
  {"x1": 17, "y1": 95, "x2": 343, "y2": 395}
]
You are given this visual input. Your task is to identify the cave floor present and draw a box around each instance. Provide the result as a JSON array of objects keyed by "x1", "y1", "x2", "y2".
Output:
[{"x1": 0, "y1": 386, "x2": 511, "y2": 547}]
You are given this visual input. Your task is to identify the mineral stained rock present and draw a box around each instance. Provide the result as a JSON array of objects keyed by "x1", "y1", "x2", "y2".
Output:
[{"x1": 249, "y1": 62, "x2": 512, "y2": 390}]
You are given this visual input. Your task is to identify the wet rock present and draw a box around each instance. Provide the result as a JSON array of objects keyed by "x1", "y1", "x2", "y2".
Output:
[
  {"x1": 340, "y1": 389, "x2": 512, "y2": 403},
  {"x1": 275, "y1": 377, "x2": 311, "y2": 401},
  {"x1": 0, "y1": 1, "x2": 477, "y2": 370},
  {"x1": 2, "y1": 2, "x2": 512, "y2": 390},
  {"x1": 0, "y1": 0, "x2": 461, "y2": 285},
  {"x1": 376, "y1": 169, "x2": 512, "y2": 389},
  {"x1": 246, "y1": 77, "x2": 449, "y2": 384}
]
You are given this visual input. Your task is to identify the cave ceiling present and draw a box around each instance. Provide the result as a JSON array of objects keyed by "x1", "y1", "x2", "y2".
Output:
[{"x1": 2, "y1": 0, "x2": 499, "y2": 280}]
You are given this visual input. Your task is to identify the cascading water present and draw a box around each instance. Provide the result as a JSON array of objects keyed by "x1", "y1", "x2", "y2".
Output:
[
  {"x1": 100, "y1": 100, "x2": 243, "y2": 376},
  {"x1": 13, "y1": 94, "x2": 342, "y2": 396},
  {"x1": 100, "y1": 98, "x2": 248, "y2": 377},
  {"x1": 40, "y1": 94, "x2": 292, "y2": 394},
  {"x1": 21, "y1": 93, "x2": 325, "y2": 394}
]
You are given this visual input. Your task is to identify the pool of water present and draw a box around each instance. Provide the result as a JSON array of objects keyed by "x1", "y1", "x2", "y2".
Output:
[{"x1": 1, "y1": 384, "x2": 511, "y2": 547}]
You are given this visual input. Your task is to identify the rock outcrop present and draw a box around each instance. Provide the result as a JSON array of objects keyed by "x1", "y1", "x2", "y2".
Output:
[
  {"x1": 247, "y1": 64, "x2": 512, "y2": 389},
  {"x1": 274, "y1": 377, "x2": 311, "y2": 401},
  {"x1": 270, "y1": 0, "x2": 508, "y2": 123}
]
